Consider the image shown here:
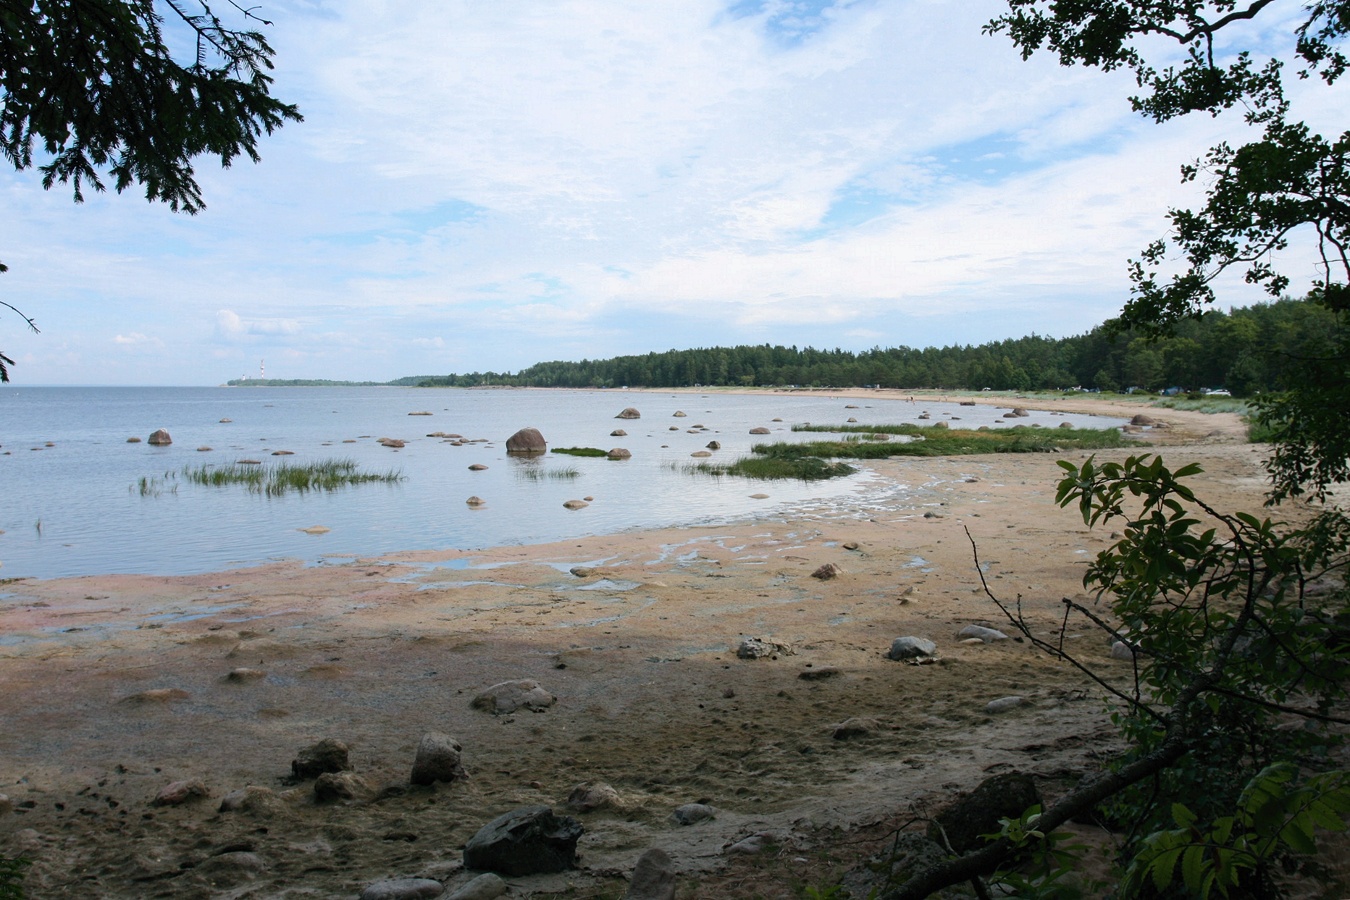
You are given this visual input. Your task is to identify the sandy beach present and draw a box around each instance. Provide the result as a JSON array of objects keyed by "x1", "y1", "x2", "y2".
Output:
[{"x1": 3, "y1": 391, "x2": 1327, "y2": 898}]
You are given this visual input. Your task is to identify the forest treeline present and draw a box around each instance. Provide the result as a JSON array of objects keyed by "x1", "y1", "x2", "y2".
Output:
[{"x1": 400, "y1": 296, "x2": 1335, "y2": 396}]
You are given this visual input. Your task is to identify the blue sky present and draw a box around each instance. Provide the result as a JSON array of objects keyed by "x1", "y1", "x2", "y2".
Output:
[{"x1": 0, "y1": 0, "x2": 1338, "y2": 385}]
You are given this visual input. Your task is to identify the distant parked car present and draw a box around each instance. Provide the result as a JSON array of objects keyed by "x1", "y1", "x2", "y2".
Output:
[{"x1": 1205, "y1": 389, "x2": 1232, "y2": 397}]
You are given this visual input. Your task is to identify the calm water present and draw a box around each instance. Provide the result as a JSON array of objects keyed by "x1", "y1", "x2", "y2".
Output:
[{"x1": 0, "y1": 386, "x2": 1121, "y2": 579}]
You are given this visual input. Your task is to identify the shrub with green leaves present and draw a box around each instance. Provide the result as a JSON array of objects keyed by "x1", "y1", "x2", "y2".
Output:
[{"x1": 0, "y1": 856, "x2": 29, "y2": 900}]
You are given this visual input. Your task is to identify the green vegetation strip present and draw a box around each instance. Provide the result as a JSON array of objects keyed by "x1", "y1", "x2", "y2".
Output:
[
  {"x1": 782, "y1": 423, "x2": 1129, "y2": 458},
  {"x1": 181, "y1": 459, "x2": 404, "y2": 497},
  {"x1": 550, "y1": 447, "x2": 608, "y2": 457}
]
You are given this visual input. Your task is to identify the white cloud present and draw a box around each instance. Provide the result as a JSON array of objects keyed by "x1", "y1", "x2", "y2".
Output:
[
  {"x1": 113, "y1": 332, "x2": 164, "y2": 348},
  {"x1": 1, "y1": 0, "x2": 1330, "y2": 383},
  {"x1": 215, "y1": 310, "x2": 303, "y2": 340}
]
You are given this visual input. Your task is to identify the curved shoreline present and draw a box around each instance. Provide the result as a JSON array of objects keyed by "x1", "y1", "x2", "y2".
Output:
[{"x1": 1, "y1": 400, "x2": 1289, "y2": 898}]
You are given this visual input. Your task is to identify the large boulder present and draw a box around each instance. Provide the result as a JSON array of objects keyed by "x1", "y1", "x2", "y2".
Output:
[
  {"x1": 927, "y1": 772, "x2": 1041, "y2": 854},
  {"x1": 463, "y1": 805, "x2": 583, "y2": 875},
  {"x1": 410, "y1": 732, "x2": 466, "y2": 786},
  {"x1": 147, "y1": 428, "x2": 172, "y2": 445},
  {"x1": 887, "y1": 636, "x2": 937, "y2": 661},
  {"x1": 608, "y1": 448, "x2": 632, "y2": 460},
  {"x1": 616, "y1": 407, "x2": 641, "y2": 419},
  {"x1": 505, "y1": 427, "x2": 546, "y2": 455}
]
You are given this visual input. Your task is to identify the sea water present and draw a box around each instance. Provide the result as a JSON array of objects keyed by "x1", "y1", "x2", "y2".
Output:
[{"x1": 0, "y1": 386, "x2": 1122, "y2": 579}]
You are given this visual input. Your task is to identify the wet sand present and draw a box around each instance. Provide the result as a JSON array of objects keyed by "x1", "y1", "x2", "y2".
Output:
[{"x1": 1, "y1": 392, "x2": 1322, "y2": 898}]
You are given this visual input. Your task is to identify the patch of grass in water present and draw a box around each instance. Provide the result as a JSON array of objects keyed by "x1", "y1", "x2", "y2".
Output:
[
  {"x1": 182, "y1": 459, "x2": 404, "y2": 497},
  {"x1": 551, "y1": 447, "x2": 608, "y2": 457},
  {"x1": 517, "y1": 466, "x2": 581, "y2": 481}
]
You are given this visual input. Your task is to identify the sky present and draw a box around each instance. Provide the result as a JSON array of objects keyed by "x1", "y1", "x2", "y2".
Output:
[{"x1": 0, "y1": 0, "x2": 1342, "y2": 385}]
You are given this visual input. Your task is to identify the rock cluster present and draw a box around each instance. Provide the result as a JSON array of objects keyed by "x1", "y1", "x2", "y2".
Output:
[{"x1": 470, "y1": 679, "x2": 556, "y2": 715}]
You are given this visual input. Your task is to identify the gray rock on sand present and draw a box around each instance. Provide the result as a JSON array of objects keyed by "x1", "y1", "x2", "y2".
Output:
[
  {"x1": 887, "y1": 636, "x2": 937, "y2": 661},
  {"x1": 737, "y1": 637, "x2": 793, "y2": 659},
  {"x1": 811, "y1": 563, "x2": 843, "y2": 580},
  {"x1": 957, "y1": 624, "x2": 1008, "y2": 643},
  {"x1": 218, "y1": 785, "x2": 283, "y2": 816},
  {"x1": 148, "y1": 428, "x2": 172, "y2": 445},
  {"x1": 832, "y1": 717, "x2": 881, "y2": 740},
  {"x1": 291, "y1": 738, "x2": 350, "y2": 780},
  {"x1": 314, "y1": 771, "x2": 367, "y2": 803},
  {"x1": 448, "y1": 873, "x2": 507, "y2": 900},
  {"x1": 1131, "y1": 414, "x2": 1158, "y2": 426},
  {"x1": 471, "y1": 679, "x2": 556, "y2": 715},
  {"x1": 152, "y1": 779, "x2": 210, "y2": 807},
  {"x1": 360, "y1": 877, "x2": 447, "y2": 900},
  {"x1": 726, "y1": 833, "x2": 771, "y2": 854},
  {"x1": 670, "y1": 803, "x2": 715, "y2": 825},
  {"x1": 616, "y1": 407, "x2": 641, "y2": 419},
  {"x1": 566, "y1": 781, "x2": 621, "y2": 812},
  {"x1": 505, "y1": 427, "x2": 547, "y2": 454},
  {"x1": 463, "y1": 805, "x2": 583, "y2": 875},
  {"x1": 985, "y1": 696, "x2": 1025, "y2": 714},
  {"x1": 1111, "y1": 641, "x2": 1137, "y2": 661},
  {"x1": 410, "y1": 732, "x2": 467, "y2": 786},
  {"x1": 625, "y1": 848, "x2": 677, "y2": 900}
]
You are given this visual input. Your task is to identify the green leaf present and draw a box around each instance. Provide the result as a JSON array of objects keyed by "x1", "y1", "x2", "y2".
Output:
[{"x1": 1181, "y1": 844, "x2": 1208, "y2": 891}]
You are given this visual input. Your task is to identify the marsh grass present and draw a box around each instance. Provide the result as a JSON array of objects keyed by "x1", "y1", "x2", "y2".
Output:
[
  {"x1": 678, "y1": 457, "x2": 856, "y2": 481},
  {"x1": 516, "y1": 466, "x2": 581, "y2": 481},
  {"x1": 136, "y1": 470, "x2": 180, "y2": 497},
  {"x1": 551, "y1": 447, "x2": 608, "y2": 457},
  {"x1": 180, "y1": 459, "x2": 404, "y2": 497},
  {"x1": 785, "y1": 423, "x2": 1128, "y2": 457}
]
